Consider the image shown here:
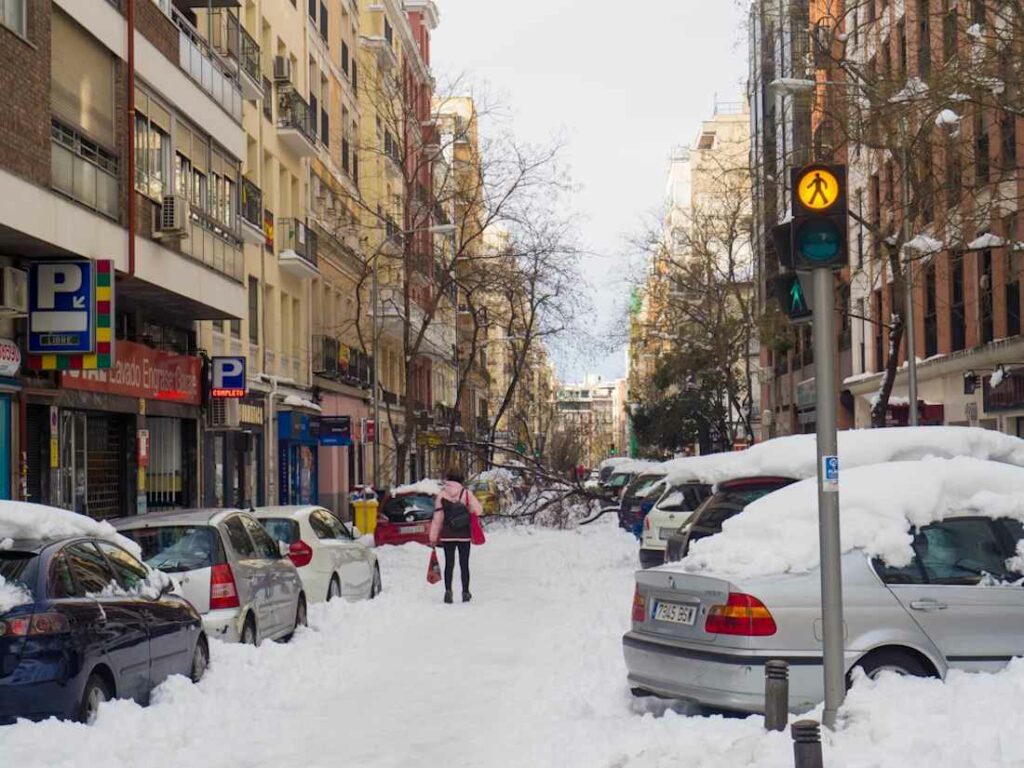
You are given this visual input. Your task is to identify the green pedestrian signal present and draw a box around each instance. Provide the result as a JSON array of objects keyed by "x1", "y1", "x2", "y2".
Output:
[{"x1": 772, "y1": 272, "x2": 813, "y2": 324}]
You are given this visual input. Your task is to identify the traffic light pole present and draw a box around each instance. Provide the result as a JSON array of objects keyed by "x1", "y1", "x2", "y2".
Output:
[{"x1": 811, "y1": 266, "x2": 845, "y2": 729}]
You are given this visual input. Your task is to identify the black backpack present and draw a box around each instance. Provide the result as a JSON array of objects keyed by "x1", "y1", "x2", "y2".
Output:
[{"x1": 441, "y1": 490, "x2": 471, "y2": 535}]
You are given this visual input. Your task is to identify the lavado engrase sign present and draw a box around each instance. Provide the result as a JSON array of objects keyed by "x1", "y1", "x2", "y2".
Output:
[{"x1": 61, "y1": 341, "x2": 201, "y2": 405}]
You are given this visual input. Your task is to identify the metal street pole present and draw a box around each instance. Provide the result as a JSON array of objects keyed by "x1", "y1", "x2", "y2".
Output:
[
  {"x1": 371, "y1": 248, "x2": 381, "y2": 487},
  {"x1": 812, "y1": 266, "x2": 845, "y2": 729}
]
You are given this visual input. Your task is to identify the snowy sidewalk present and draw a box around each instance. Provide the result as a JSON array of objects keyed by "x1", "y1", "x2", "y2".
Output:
[{"x1": 2, "y1": 520, "x2": 1024, "y2": 767}]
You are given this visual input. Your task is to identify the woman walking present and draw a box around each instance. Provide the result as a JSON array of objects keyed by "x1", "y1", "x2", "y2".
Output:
[{"x1": 430, "y1": 468, "x2": 484, "y2": 604}]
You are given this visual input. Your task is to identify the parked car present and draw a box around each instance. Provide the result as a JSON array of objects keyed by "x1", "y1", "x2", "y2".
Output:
[
  {"x1": 254, "y1": 506, "x2": 381, "y2": 603},
  {"x1": 467, "y1": 478, "x2": 503, "y2": 517},
  {"x1": 617, "y1": 470, "x2": 669, "y2": 535},
  {"x1": 639, "y1": 481, "x2": 713, "y2": 568},
  {"x1": 623, "y1": 459, "x2": 1024, "y2": 714},
  {"x1": 663, "y1": 476, "x2": 796, "y2": 562},
  {"x1": 0, "y1": 533, "x2": 207, "y2": 725},
  {"x1": 603, "y1": 470, "x2": 636, "y2": 502},
  {"x1": 374, "y1": 482, "x2": 442, "y2": 546},
  {"x1": 114, "y1": 509, "x2": 306, "y2": 646}
]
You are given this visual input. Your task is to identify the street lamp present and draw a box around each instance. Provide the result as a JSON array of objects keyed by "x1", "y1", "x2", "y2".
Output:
[{"x1": 370, "y1": 222, "x2": 457, "y2": 486}]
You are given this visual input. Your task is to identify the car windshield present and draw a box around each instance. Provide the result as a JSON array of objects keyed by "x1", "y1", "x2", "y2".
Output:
[
  {"x1": 383, "y1": 494, "x2": 436, "y2": 522},
  {"x1": 260, "y1": 518, "x2": 300, "y2": 545},
  {"x1": 0, "y1": 552, "x2": 37, "y2": 600},
  {"x1": 608, "y1": 472, "x2": 632, "y2": 489},
  {"x1": 121, "y1": 526, "x2": 221, "y2": 573}
]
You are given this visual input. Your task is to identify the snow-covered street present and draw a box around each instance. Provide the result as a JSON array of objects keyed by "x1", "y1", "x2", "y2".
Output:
[{"x1": 3, "y1": 518, "x2": 1024, "y2": 768}]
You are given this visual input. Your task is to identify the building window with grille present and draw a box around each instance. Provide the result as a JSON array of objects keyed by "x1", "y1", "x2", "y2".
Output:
[{"x1": 951, "y1": 254, "x2": 966, "y2": 351}]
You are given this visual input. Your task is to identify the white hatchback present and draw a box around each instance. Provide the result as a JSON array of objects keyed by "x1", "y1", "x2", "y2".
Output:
[
  {"x1": 255, "y1": 506, "x2": 381, "y2": 604},
  {"x1": 639, "y1": 482, "x2": 713, "y2": 568}
]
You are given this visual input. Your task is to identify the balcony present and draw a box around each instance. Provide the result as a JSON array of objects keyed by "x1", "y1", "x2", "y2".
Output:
[
  {"x1": 171, "y1": 6, "x2": 243, "y2": 122},
  {"x1": 209, "y1": 9, "x2": 262, "y2": 101},
  {"x1": 278, "y1": 218, "x2": 319, "y2": 278},
  {"x1": 276, "y1": 88, "x2": 318, "y2": 157},
  {"x1": 377, "y1": 288, "x2": 455, "y2": 362},
  {"x1": 312, "y1": 335, "x2": 373, "y2": 389},
  {"x1": 239, "y1": 177, "x2": 264, "y2": 245}
]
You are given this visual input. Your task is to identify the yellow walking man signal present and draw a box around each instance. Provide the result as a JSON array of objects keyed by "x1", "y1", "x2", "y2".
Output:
[{"x1": 797, "y1": 168, "x2": 840, "y2": 211}]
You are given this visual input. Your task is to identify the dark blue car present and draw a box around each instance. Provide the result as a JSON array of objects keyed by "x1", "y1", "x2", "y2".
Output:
[{"x1": 0, "y1": 536, "x2": 208, "y2": 725}]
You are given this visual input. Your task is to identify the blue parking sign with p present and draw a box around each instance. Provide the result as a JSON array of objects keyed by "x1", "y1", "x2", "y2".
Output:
[
  {"x1": 28, "y1": 262, "x2": 94, "y2": 354},
  {"x1": 211, "y1": 357, "x2": 247, "y2": 398},
  {"x1": 823, "y1": 455, "x2": 839, "y2": 493}
]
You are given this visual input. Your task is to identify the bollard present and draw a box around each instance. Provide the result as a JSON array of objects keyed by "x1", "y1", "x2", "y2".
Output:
[
  {"x1": 791, "y1": 720, "x2": 824, "y2": 768},
  {"x1": 764, "y1": 659, "x2": 790, "y2": 732}
]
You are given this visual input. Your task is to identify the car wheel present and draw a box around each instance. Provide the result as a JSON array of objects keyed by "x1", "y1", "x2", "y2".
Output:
[
  {"x1": 851, "y1": 649, "x2": 933, "y2": 685},
  {"x1": 291, "y1": 595, "x2": 308, "y2": 638},
  {"x1": 370, "y1": 564, "x2": 382, "y2": 599},
  {"x1": 241, "y1": 614, "x2": 258, "y2": 646},
  {"x1": 327, "y1": 575, "x2": 342, "y2": 601},
  {"x1": 78, "y1": 673, "x2": 111, "y2": 725},
  {"x1": 190, "y1": 637, "x2": 209, "y2": 682}
]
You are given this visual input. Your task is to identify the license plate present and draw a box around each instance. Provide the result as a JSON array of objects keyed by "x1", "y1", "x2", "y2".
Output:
[
  {"x1": 659, "y1": 528, "x2": 678, "y2": 540},
  {"x1": 403, "y1": 524, "x2": 426, "y2": 534},
  {"x1": 653, "y1": 601, "x2": 697, "y2": 625}
]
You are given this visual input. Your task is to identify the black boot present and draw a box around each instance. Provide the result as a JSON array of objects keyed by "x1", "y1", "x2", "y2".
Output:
[
  {"x1": 462, "y1": 590, "x2": 472, "y2": 603},
  {"x1": 444, "y1": 590, "x2": 453, "y2": 604}
]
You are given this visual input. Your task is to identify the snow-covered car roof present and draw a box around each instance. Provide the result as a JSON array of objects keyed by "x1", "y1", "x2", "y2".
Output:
[
  {"x1": 670, "y1": 456, "x2": 1024, "y2": 580},
  {"x1": 660, "y1": 452, "x2": 746, "y2": 486},
  {"x1": 389, "y1": 479, "x2": 444, "y2": 497},
  {"x1": 0, "y1": 501, "x2": 141, "y2": 557},
  {"x1": 674, "y1": 426, "x2": 1024, "y2": 486},
  {"x1": 608, "y1": 459, "x2": 662, "y2": 476},
  {"x1": 599, "y1": 457, "x2": 633, "y2": 469}
]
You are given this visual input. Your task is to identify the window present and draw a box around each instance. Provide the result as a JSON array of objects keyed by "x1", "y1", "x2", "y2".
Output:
[
  {"x1": 319, "y1": 2, "x2": 327, "y2": 40},
  {"x1": 223, "y1": 516, "x2": 257, "y2": 557},
  {"x1": 1007, "y1": 278, "x2": 1020, "y2": 337},
  {"x1": 975, "y1": 111, "x2": 991, "y2": 183},
  {"x1": 65, "y1": 543, "x2": 116, "y2": 594},
  {"x1": 925, "y1": 263, "x2": 938, "y2": 357},
  {"x1": 262, "y1": 76, "x2": 273, "y2": 121},
  {"x1": 308, "y1": 0, "x2": 315, "y2": 20},
  {"x1": 0, "y1": 0, "x2": 26, "y2": 37},
  {"x1": 49, "y1": 552, "x2": 77, "y2": 599},
  {"x1": 384, "y1": 18, "x2": 393, "y2": 45},
  {"x1": 946, "y1": 138, "x2": 962, "y2": 208},
  {"x1": 971, "y1": 0, "x2": 985, "y2": 26},
  {"x1": 351, "y1": 61, "x2": 358, "y2": 92},
  {"x1": 981, "y1": 249, "x2": 994, "y2": 343},
  {"x1": 873, "y1": 288, "x2": 884, "y2": 371},
  {"x1": 97, "y1": 542, "x2": 149, "y2": 592},
  {"x1": 918, "y1": 519, "x2": 1011, "y2": 584},
  {"x1": 1001, "y1": 113, "x2": 1017, "y2": 171},
  {"x1": 917, "y1": 0, "x2": 931, "y2": 77},
  {"x1": 341, "y1": 41, "x2": 350, "y2": 75},
  {"x1": 308, "y1": 509, "x2": 341, "y2": 539},
  {"x1": 951, "y1": 253, "x2": 966, "y2": 351},
  {"x1": 943, "y1": 0, "x2": 958, "y2": 60},
  {"x1": 51, "y1": 120, "x2": 119, "y2": 218},
  {"x1": 240, "y1": 515, "x2": 280, "y2": 559},
  {"x1": 248, "y1": 276, "x2": 260, "y2": 344},
  {"x1": 897, "y1": 20, "x2": 907, "y2": 76},
  {"x1": 51, "y1": 8, "x2": 115, "y2": 145},
  {"x1": 134, "y1": 107, "x2": 170, "y2": 200},
  {"x1": 260, "y1": 518, "x2": 300, "y2": 545}
]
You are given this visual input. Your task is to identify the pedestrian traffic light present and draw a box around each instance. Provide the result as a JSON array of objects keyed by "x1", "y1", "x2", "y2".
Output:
[
  {"x1": 790, "y1": 164, "x2": 848, "y2": 270},
  {"x1": 771, "y1": 271, "x2": 813, "y2": 324}
]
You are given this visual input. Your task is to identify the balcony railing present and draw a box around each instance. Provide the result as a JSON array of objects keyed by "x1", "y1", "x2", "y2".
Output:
[
  {"x1": 171, "y1": 6, "x2": 243, "y2": 122},
  {"x1": 311, "y1": 335, "x2": 373, "y2": 389},
  {"x1": 276, "y1": 88, "x2": 318, "y2": 156},
  {"x1": 210, "y1": 9, "x2": 261, "y2": 99},
  {"x1": 239, "y1": 176, "x2": 263, "y2": 244},
  {"x1": 278, "y1": 218, "x2": 319, "y2": 276}
]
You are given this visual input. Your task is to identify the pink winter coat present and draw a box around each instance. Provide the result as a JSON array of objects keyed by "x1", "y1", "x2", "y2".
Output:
[{"x1": 430, "y1": 480, "x2": 483, "y2": 545}]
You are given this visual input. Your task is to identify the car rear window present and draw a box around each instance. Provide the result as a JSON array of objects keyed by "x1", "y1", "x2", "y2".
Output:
[
  {"x1": 0, "y1": 552, "x2": 38, "y2": 600},
  {"x1": 694, "y1": 484, "x2": 790, "y2": 531},
  {"x1": 383, "y1": 494, "x2": 435, "y2": 522},
  {"x1": 261, "y1": 518, "x2": 300, "y2": 545},
  {"x1": 608, "y1": 473, "x2": 632, "y2": 489},
  {"x1": 626, "y1": 474, "x2": 666, "y2": 500},
  {"x1": 121, "y1": 526, "x2": 224, "y2": 573}
]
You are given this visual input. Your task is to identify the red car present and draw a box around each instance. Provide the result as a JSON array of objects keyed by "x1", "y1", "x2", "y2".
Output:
[{"x1": 373, "y1": 491, "x2": 436, "y2": 546}]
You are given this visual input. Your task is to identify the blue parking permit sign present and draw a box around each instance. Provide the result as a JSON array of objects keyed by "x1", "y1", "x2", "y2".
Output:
[
  {"x1": 823, "y1": 455, "x2": 839, "y2": 493},
  {"x1": 28, "y1": 262, "x2": 94, "y2": 354},
  {"x1": 211, "y1": 356, "x2": 247, "y2": 398}
]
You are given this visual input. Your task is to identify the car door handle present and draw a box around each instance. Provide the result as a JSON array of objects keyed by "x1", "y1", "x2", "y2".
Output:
[{"x1": 910, "y1": 599, "x2": 948, "y2": 611}]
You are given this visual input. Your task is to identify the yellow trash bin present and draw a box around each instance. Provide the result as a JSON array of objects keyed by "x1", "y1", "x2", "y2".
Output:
[{"x1": 352, "y1": 499, "x2": 380, "y2": 536}]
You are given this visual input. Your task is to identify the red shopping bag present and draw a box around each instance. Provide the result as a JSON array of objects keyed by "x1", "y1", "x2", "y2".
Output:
[
  {"x1": 426, "y1": 548, "x2": 442, "y2": 584},
  {"x1": 470, "y1": 513, "x2": 486, "y2": 546}
]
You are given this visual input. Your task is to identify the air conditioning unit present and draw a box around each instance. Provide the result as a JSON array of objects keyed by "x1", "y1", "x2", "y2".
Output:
[
  {"x1": 0, "y1": 267, "x2": 28, "y2": 315},
  {"x1": 208, "y1": 398, "x2": 241, "y2": 430},
  {"x1": 273, "y1": 55, "x2": 292, "y2": 83},
  {"x1": 154, "y1": 195, "x2": 188, "y2": 238}
]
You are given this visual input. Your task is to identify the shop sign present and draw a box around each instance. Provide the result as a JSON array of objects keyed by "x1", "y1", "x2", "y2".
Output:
[
  {"x1": 319, "y1": 415, "x2": 352, "y2": 446},
  {"x1": 240, "y1": 399, "x2": 264, "y2": 427},
  {"x1": 278, "y1": 411, "x2": 319, "y2": 442},
  {"x1": 0, "y1": 339, "x2": 21, "y2": 377},
  {"x1": 416, "y1": 431, "x2": 444, "y2": 448},
  {"x1": 362, "y1": 418, "x2": 376, "y2": 443},
  {"x1": 211, "y1": 356, "x2": 247, "y2": 398},
  {"x1": 61, "y1": 341, "x2": 201, "y2": 405},
  {"x1": 28, "y1": 261, "x2": 95, "y2": 354}
]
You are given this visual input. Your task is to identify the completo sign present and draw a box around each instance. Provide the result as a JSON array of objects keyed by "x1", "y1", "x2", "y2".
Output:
[
  {"x1": 0, "y1": 338, "x2": 21, "y2": 377},
  {"x1": 211, "y1": 356, "x2": 247, "y2": 398},
  {"x1": 61, "y1": 341, "x2": 201, "y2": 405}
]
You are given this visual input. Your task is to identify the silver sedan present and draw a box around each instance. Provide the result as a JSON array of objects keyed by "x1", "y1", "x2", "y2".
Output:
[{"x1": 624, "y1": 512, "x2": 1024, "y2": 714}]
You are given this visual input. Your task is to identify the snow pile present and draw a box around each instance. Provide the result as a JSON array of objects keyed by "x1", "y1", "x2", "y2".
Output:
[
  {"x1": 904, "y1": 234, "x2": 944, "y2": 253},
  {"x1": 968, "y1": 232, "x2": 1006, "y2": 250},
  {"x1": 282, "y1": 395, "x2": 321, "y2": 412},
  {"x1": 661, "y1": 451, "x2": 744, "y2": 486},
  {"x1": 889, "y1": 76, "x2": 929, "y2": 103},
  {"x1": 675, "y1": 458, "x2": 1024, "y2": 579},
  {"x1": 473, "y1": 468, "x2": 515, "y2": 490},
  {"x1": 934, "y1": 108, "x2": 961, "y2": 127},
  {"x1": 610, "y1": 459, "x2": 662, "y2": 475},
  {"x1": 390, "y1": 479, "x2": 443, "y2": 497},
  {"x1": 599, "y1": 456, "x2": 632, "y2": 470},
  {"x1": 87, "y1": 568, "x2": 173, "y2": 601},
  {"x1": 0, "y1": 501, "x2": 140, "y2": 557},
  {"x1": 0, "y1": 575, "x2": 31, "y2": 614},
  {"x1": 967, "y1": 22, "x2": 983, "y2": 38},
  {"x1": 710, "y1": 426, "x2": 1024, "y2": 483},
  {"x1": 991, "y1": 366, "x2": 1008, "y2": 389}
]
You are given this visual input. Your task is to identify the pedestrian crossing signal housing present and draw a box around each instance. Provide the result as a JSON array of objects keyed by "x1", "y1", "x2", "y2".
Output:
[
  {"x1": 790, "y1": 164, "x2": 848, "y2": 270},
  {"x1": 772, "y1": 272, "x2": 813, "y2": 324}
]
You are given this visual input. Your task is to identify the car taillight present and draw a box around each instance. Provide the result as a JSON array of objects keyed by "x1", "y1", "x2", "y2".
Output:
[
  {"x1": 643, "y1": 515, "x2": 651, "y2": 531},
  {"x1": 288, "y1": 540, "x2": 314, "y2": 568},
  {"x1": 209, "y1": 563, "x2": 240, "y2": 610},
  {"x1": 705, "y1": 593, "x2": 777, "y2": 636},
  {"x1": 0, "y1": 612, "x2": 70, "y2": 637},
  {"x1": 631, "y1": 586, "x2": 647, "y2": 622}
]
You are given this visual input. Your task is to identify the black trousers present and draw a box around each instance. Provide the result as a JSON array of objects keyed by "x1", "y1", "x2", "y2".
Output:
[{"x1": 441, "y1": 541, "x2": 471, "y2": 592}]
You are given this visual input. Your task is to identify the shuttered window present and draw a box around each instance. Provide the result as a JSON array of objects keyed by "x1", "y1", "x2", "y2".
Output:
[{"x1": 51, "y1": 9, "x2": 115, "y2": 147}]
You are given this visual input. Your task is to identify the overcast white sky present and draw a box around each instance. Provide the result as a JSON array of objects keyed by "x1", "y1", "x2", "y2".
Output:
[{"x1": 433, "y1": 1, "x2": 749, "y2": 384}]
